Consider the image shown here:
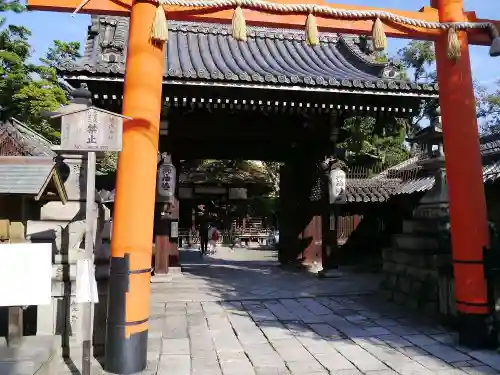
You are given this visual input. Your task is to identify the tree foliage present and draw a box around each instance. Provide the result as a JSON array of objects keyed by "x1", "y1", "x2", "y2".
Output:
[
  {"x1": 477, "y1": 81, "x2": 500, "y2": 134},
  {"x1": 398, "y1": 41, "x2": 439, "y2": 133},
  {"x1": 40, "y1": 40, "x2": 81, "y2": 69},
  {"x1": 336, "y1": 41, "x2": 438, "y2": 171},
  {"x1": 0, "y1": 9, "x2": 81, "y2": 142},
  {"x1": 0, "y1": 0, "x2": 24, "y2": 27},
  {"x1": 338, "y1": 116, "x2": 409, "y2": 169}
]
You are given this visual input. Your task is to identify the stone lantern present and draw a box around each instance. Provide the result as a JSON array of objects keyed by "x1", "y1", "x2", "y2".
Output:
[{"x1": 408, "y1": 107, "x2": 449, "y2": 213}]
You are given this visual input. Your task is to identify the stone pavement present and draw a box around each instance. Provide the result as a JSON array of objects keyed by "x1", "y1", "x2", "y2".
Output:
[{"x1": 60, "y1": 247, "x2": 500, "y2": 375}]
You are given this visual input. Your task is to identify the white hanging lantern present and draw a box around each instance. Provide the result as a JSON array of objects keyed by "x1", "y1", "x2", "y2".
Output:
[{"x1": 157, "y1": 157, "x2": 176, "y2": 201}]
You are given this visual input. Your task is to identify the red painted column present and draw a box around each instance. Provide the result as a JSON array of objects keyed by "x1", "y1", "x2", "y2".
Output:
[
  {"x1": 104, "y1": 0, "x2": 166, "y2": 372},
  {"x1": 434, "y1": 0, "x2": 496, "y2": 348},
  {"x1": 301, "y1": 216, "x2": 322, "y2": 266}
]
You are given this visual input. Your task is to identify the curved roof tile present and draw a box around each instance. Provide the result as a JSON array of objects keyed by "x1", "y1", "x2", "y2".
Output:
[{"x1": 59, "y1": 17, "x2": 438, "y2": 94}]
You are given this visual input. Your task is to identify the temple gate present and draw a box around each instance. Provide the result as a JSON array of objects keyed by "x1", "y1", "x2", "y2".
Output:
[{"x1": 26, "y1": 0, "x2": 500, "y2": 373}]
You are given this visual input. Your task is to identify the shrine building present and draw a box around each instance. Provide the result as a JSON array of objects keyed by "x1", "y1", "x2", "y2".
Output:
[{"x1": 58, "y1": 16, "x2": 437, "y2": 269}]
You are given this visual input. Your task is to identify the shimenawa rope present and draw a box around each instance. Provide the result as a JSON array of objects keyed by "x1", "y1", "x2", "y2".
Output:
[{"x1": 148, "y1": 0, "x2": 500, "y2": 60}]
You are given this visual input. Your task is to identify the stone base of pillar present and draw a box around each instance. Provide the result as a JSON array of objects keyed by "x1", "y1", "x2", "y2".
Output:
[
  {"x1": 318, "y1": 269, "x2": 343, "y2": 278},
  {"x1": 150, "y1": 267, "x2": 182, "y2": 283},
  {"x1": 150, "y1": 275, "x2": 173, "y2": 283},
  {"x1": 457, "y1": 312, "x2": 498, "y2": 349}
]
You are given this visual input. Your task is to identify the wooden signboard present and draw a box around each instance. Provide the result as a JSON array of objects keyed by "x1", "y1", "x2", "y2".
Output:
[{"x1": 60, "y1": 107, "x2": 123, "y2": 152}]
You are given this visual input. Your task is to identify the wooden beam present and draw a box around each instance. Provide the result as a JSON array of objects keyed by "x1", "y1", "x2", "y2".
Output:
[
  {"x1": 26, "y1": 0, "x2": 499, "y2": 46},
  {"x1": 7, "y1": 307, "x2": 23, "y2": 348}
]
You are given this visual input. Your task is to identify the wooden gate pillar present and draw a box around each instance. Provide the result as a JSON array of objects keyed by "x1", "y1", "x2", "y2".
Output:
[
  {"x1": 154, "y1": 205, "x2": 170, "y2": 274},
  {"x1": 167, "y1": 159, "x2": 180, "y2": 267},
  {"x1": 104, "y1": 0, "x2": 166, "y2": 373},
  {"x1": 298, "y1": 156, "x2": 323, "y2": 268},
  {"x1": 278, "y1": 163, "x2": 294, "y2": 264},
  {"x1": 320, "y1": 161, "x2": 337, "y2": 271},
  {"x1": 434, "y1": 0, "x2": 497, "y2": 348}
]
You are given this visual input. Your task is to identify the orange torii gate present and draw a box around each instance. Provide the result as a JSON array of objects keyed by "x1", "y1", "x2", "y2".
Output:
[{"x1": 26, "y1": 0, "x2": 500, "y2": 373}]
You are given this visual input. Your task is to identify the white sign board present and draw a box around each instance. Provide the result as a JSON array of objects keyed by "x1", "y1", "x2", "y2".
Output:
[
  {"x1": 0, "y1": 243, "x2": 52, "y2": 306},
  {"x1": 75, "y1": 259, "x2": 99, "y2": 304},
  {"x1": 329, "y1": 168, "x2": 347, "y2": 204},
  {"x1": 60, "y1": 108, "x2": 123, "y2": 152},
  {"x1": 170, "y1": 221, "x2": 179, "y2": 238}
]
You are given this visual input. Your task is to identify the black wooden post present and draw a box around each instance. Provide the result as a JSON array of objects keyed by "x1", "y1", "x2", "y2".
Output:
[{"x1": 320, "y1": 160, "x2": 336, "y2": 271}]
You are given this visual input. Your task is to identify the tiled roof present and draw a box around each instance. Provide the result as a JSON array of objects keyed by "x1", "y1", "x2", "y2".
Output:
[
  {"x1": 480, "y1": 134, "x2": 500, "y2": 156},
  {"x1": 394, "y1": 161, "x2": 500, "y2": 196},
  {"x1": 345, "y1": 131, "x2": 500, "y2": 202},
  {"x1": 58, "y1": 17, "x2": 438, "y2": 94},
  {"x1": 0, "y1": 157, "x2": 59, "y2": 196},
  {"x1": 345, "y1": 178, "x2": 401, "y2": 202},
  {"x1": 0, "y1": 118, "x2": 55, "y2": 157}
]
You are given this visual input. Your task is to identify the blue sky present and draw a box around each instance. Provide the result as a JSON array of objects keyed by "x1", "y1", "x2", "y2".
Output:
[{"x1": 2, "y1": 0, "x2": 500, "y2": 88}]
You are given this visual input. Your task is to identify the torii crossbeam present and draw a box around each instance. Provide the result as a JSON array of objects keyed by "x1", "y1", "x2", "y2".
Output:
[{"x1": 26, "y1": 0, "x2": 500, "y2": 373}]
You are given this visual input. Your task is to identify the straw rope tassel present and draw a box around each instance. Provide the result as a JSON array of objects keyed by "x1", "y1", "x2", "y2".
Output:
[
  {"x1": 151, "y1": 3, "x2": 168, "y2": 42},
  {"x1": 305, "y1": 11, "x2": 319, "y2": 46},
  {"x1": 232, "y1": 3, "x2": 247, "y2": 42},
  {"x1": 372, "y1": 18, "x2": 387, "y2": 51},
  {"x1": 489, "y1": 28, "x2": 500, "y2": 57},
  {"x1": 447, "y1": 27, "x2": 461, "y2": 60}
]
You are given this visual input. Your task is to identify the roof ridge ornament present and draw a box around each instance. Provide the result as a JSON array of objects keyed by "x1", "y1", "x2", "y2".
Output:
[{"x1": 135, "y1": 0, "x2": 500, "y2": 58}]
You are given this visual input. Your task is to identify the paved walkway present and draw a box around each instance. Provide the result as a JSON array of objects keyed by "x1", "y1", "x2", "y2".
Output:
[{"x1": 66, "y1": 247, "x2": 500, "y2": 374}]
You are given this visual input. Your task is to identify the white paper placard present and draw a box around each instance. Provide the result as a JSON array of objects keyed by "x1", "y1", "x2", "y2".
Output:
[
  {"x1": 75, "y1": 259, "x2": 99, "y2": 304},
  {"x1": 0, "y1": 243, "x2": 52, "y2": 306},
  {"x1": 170, "y1": 221, "x2": 179, "y2": 238},
  {"x1": 329, "y1": 168, "x2": 347, "y2": 204}
]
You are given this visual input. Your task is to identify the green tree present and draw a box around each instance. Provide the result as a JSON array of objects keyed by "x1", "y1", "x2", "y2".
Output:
[
  {"x1": 397, "y1": 40, "x2": 439, "y2": 134},
  {"x1": 398, "y1": 40, "x2": 436, "y2": 83},
  {"x1": 40, "y1": 40, "x2": 81, "y2": 68},
  {"x1": 338, "y1": 116, "x2": 408, "y2": 171},
  {"x1": 336, "y1": 41, "x2": 439, "y2": 171},
  {"x1": 0, "y1": 17, "x2": 81, "y2": 141},
  {"x1": 477, "y1": 81, "x2": 500, "y2": 134},
  {"x1": 0, "y1": 0, "x2": 24, "y2": 27},
  {"x1": 97, "y1": 152, "x2": 119, "y2": 174}
]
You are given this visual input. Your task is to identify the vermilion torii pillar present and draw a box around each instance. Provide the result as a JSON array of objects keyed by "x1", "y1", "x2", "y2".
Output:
[
  {"x1": 433, "y1": 0, "x2": 495, "y2": 347},
  {"x1": 26, "y1": 0, "x2": 500, "y2": 372}
]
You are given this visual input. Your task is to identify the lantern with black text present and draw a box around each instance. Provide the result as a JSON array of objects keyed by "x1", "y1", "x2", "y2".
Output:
[{"x1": 157, "y1": 154, "x2": 176, "y2": 202}]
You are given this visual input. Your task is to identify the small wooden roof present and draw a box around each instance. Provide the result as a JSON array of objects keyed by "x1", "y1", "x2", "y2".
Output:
[{"x1": 0, "y1": 156, "x2": 68, "y2": 204}]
